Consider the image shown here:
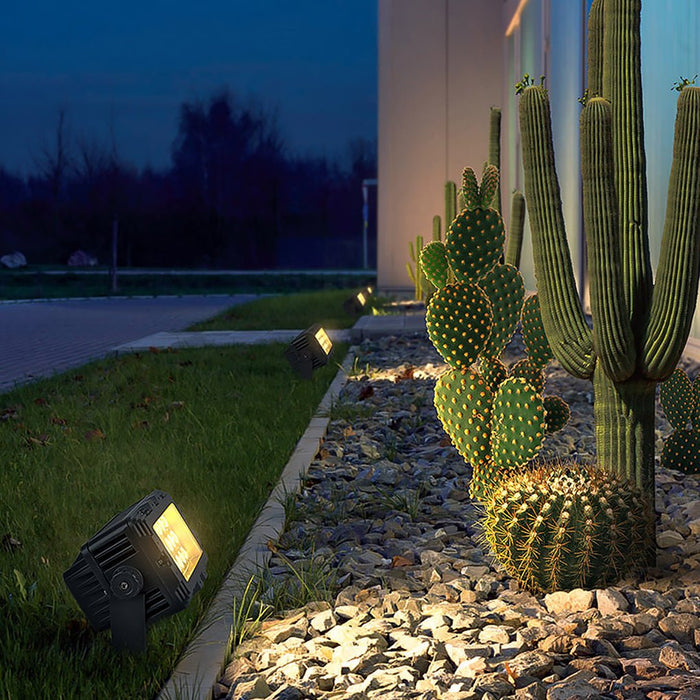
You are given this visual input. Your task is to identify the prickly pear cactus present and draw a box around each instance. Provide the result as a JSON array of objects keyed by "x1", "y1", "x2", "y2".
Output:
[
  {"x1": 490, "y1": 378, "x2": 546, "y2": 471},
  {"x1": 479, "y1": 264, "x2": 525, "y2": 359},
  {"x1": 510, "y1": 358, "x2": 545, "y2": 394},
  {"x1": 482, "y1": 461, "x2": 655, "y2": 594},
  {"x1": 433, "y1": 368, "x2": 492, "y2": 466},
  {"x1": 543, "y1": 396, "x2": 570, "y2": 433},
  {"x1": 520, "y1": 295, "x2": 553, "y2": 370},
  {"x1": 478, "y1": 356, "x2": 508, "y2": 394},
  {"x1": 659, "y1": 368, "x2": 695, "y2": 430},
  {"x1": 419, "y1": 241, "x2": 449, "y2": 290},
  {"x1": 421, "y1": 165, "x2": 569, "y2": 502},
  {"x1": 425, "y1": 283, "x2": 492, "y2": 369},
  {"x1": 659, "y1": 367, "x2": 700, "y2": 474}
]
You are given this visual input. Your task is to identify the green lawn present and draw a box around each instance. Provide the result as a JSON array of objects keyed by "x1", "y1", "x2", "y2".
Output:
[
  {"x1": 0, "y1": 269, "x2": 375, "y2": 300},
  {"x1": 189, "y1": 288, "x2": 375, "y2": 331},
  {"x1": 0, "y1": 342, "x2": 347, "y2": 699}
]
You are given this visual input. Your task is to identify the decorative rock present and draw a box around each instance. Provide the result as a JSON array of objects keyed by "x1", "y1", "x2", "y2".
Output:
[
  {"x1": 658, "y1": 612, "x2": 700, "y2": 645},
  {"x1": 213, "y1": 335, "x2": 700, "y2": 700},
  {"x1": 478, "y1": 624, "x2": 511, "y2": 645},
  {"x1": 505, "y1": 650, "x2": 554, "y2": 679},
  {"x1": 657, "y1": 530, "x2": 685, "y2": 548},
  {"x1": 658, "y1": 641, "x2": 700, "y2": 671},
  {"x1": 309, "y1": 608, "x2": 336, "y2": 633},
  {"x1": 596, "y1": 588, "x2": 629, "y2": 616},
  {"x1": 543, "y1": 589, "x2": 595, "y2": 616},
  {"x1": 226, "y1": 675, "x2": 271, "y2": 700},
  {"x1": 470, "y1": 672, "x2": 514, "y2": 698},
  {"x1": 259, "y1": 614, "x2": 308, "y2": 644},
  {"x1": 544, "y1": 669, "x2": 599, "y2": 699}
]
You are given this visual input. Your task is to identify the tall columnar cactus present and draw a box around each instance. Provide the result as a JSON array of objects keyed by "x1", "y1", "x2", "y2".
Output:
[
  {"x1": 504, "y1": 191, "x2": 525, "y2": 269},
  {"x1": 421, "y1": 166, "x2": 569, "y2": 501},
  {"x1": 488, "y1": 107, "x2": 502, "y2": 213},
  {"x1": 406, "y1": 234, "x2": 427, "y2": 301},
  {"x1": 518, "y1": 0, "x2": 700, "y2": 545}
]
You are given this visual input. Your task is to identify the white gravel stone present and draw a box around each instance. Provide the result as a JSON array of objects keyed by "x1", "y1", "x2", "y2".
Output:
[{"x1": 214, "y1": 336, "x2": 700, "y2": 700}]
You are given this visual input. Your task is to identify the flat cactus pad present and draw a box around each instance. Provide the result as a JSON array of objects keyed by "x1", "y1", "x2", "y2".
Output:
[
  {"x1": 659, "y1": 368, "x2": 695, "y2": 431},
  {"x1": 510, "y1": 358, "x2": 545, "y2": 394},
  {"x1": 543, "y1": 395, "x2": 570, "y2": 433},
  {"x1": 434, "y1": 368, "x2": 492, "y2": 467},
  {"x1": 445, "y1": 207, "x2": 505, "y2": 283},
  {"x1": 478, "y1": 263, "x2": 525, "y2": 359},
  {"x1": 521, "y1": 294, "x2": 553, "y2": 370},
  {"x1": 478, "y1": 356, "x2": 508, "y2": 394},
  {"x1": 419, "y1": 241, "x2": 449, "y2": 289},
  {"x1": 479, "y1": 164, "x2": 499, "y2": 208},
  {"x1": 461, "y1": 167, "x2": 479, "y2": 210},
  {"x1": 491, "y1": 377, "x2": 546, "y2": 471},
  {"x1": 469, "y1": 457, "x2": 500, "y2": 503},
  {"x1": 660, "y1": 429, "x2": 700, "y2": 474},
  {"x1": 426, "y1": 282, "x2": 492, "y2": 369}
]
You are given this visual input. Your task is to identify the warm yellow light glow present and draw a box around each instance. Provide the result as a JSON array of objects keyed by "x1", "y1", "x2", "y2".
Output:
[
  {"x1": 357, "y1": 292, "x2": 366, "y2": 306},
  {"x1": 366, "y1": 287, "x2": 374, "y2": 295},
  {"x1": 314, "y1": 327, "x2": 333, "y2": 355},
  {"x1": 153, "y1": 503, "x2": 202, "y2": 581},
  {"x1": 506, "y1": 0, "x2": 529, "y2": 37}
]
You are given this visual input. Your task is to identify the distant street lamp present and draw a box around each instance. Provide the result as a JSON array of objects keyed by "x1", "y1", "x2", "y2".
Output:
[
  {"x1": 63, "y1": 490, "x2": 207, "y2": 653},
  {"x1": 285, "y1": 324, "x2": 333, "y2": 379}
]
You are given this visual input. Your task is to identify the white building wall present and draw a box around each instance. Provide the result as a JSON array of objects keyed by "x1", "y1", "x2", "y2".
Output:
[{"x1": 377, "y1": 0, "x2": 505, "y2": 292}]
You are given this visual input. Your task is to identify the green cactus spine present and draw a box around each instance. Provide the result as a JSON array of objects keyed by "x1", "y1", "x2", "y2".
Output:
[
  {"x1": 482, "y1": 460, "x2": 655, "y2": 594},
  {"x1": 518, "y1": 0, "x2": 700, "y2": 540}
]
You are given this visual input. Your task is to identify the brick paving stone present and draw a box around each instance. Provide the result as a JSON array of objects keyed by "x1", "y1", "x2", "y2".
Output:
[{"x1": 0, "y1": 295, "x2": 255, "y2": 392}]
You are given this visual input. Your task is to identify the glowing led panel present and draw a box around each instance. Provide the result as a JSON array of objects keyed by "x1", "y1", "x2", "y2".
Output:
[
  {"x1": 152, "y1": 503, "x2": 203, "y2": 581},
  {"x1": 343, "y1": 290, "x2": 367, "y2": 315},
  {"x1": 314, "y1": 327, "x2": 333, "y2": 356},
  {"x1": 63, "y1": 490, "x2": 207, "y2": 653}
]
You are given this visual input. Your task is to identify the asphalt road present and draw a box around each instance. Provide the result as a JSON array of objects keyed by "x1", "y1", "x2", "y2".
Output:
[{"x1": 0, "y1": 295, "x2": 255, "y2": 393}]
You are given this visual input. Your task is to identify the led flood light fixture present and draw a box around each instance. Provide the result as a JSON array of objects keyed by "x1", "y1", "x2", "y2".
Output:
[
  {"x1": 63, "y1": 490, "x2": 207, "y2": 653},
  {"x1": 285, "y1": 323, "x2": 333, "y2": 379},
  {"x1": 343, "y1": 291, "x2": 367, "y2": 315}
]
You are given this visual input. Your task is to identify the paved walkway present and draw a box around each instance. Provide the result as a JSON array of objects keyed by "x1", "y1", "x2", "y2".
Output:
[
  {"x1": 0, "y1": 295, "x2": 255, "y2": 393},
  {"x1": 0, "y1": 295, "x2": 427, "y2": 395}
]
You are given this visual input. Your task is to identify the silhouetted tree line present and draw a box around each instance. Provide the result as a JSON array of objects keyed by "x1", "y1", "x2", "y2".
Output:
[{"x1": 0, "y1": 91, "x2": 377, "y2": 269}]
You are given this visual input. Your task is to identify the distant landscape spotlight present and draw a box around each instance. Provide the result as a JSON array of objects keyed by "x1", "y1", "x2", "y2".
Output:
[
  {"x1": 285, "y1": 324, "x2": 333, "y2": 379},
  {"x1": 365, "y1": 286, "x2": 374, "y2": 296},
  {"x1": 343, "y1": 290, "x2": 367, "y2": 315},
  {"x1": 63, "y1": 490, "x2": 207, "y2": 653}
]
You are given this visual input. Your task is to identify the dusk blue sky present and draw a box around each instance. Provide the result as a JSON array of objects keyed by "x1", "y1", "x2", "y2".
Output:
[{"x1": 0, "y1": 1, "x2": 378, "y2": 176}]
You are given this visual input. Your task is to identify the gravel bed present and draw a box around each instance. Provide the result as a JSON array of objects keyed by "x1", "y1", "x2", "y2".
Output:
[{"x1": 216, "y1": 334, "x2": 700, "y2": 700}]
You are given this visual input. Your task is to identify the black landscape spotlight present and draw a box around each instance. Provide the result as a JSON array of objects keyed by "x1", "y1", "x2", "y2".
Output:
[
  {"x1": 63, "y1": 490, "x2": 207, "y2": 653},
  {"x1": 285, "y1": 323, "x2": 333, "y2": 379},
  {"x1": 343, "y1": 290, "x2": 367, "y2": 315}
]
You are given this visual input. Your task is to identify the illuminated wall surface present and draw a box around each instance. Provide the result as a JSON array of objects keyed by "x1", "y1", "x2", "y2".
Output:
[{"x1": 377, "y1": 0, "x2": 504, "y2": 291}]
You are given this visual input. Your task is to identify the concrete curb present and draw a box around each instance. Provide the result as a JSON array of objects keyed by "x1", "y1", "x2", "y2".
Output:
[{"x1": 157, "y1": 350, "x2": 354, "y2": 700}]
